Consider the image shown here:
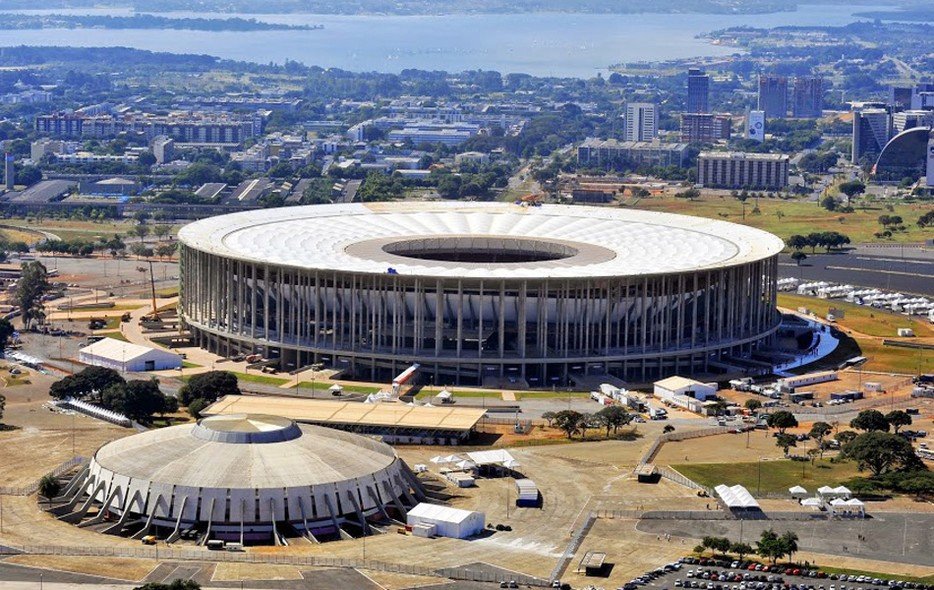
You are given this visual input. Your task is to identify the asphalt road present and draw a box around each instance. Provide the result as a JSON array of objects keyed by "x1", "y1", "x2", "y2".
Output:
[
  {"x1": 637, "y1": 512, "x2": 934, "y2": 568},
  {"x1": 779, "y1": 250, "x2": 934, "y2": 296}
]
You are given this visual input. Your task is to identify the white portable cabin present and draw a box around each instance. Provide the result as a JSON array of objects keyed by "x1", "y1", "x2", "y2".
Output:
[
  {"x1": 406, "y1": 502, "x2": 485, "y2": 539},
  {"x1": 515, "y1": 478, "x2": 539, "y2": 501},
  {"x1": 78, "y1": 337, "x2": 182, "y2": 372}
]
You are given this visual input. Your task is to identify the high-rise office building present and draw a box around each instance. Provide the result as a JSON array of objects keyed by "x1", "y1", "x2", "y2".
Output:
[
  {"x1": 681, "y1": 113, "x2": 731, "y2": 143},
  {"x1": 687, "y1": 68, "x2": 709, "y2": 114},
  {"x1": 758, "y1": 75, "x2": 788, "y2": 119},
  {"x1": 792, "y1": 77, "x2": 823, "y2": 118},
  {"x1": 892, "y1": 110, "x2": 934, "y2": 134},
  {"x1": 851, "y1": 108, "x2": 892, "y2": 164},
  {"x1": 912, "y1": 84, "x2": 934, "y2": 110},
  {"x1": 624, "y1": 102, "x2": 658, "y2": 142},
  {"x1": 927, "y1": 136, "x2": 934, "y2": 188},
  {"x1": 4, "y1": 153, "x2": 13, "y2": 190},
  {"x1": 746, "y1": 110, "x2": 765, "y2": 142},
  {"x1": 697, "y1": 152, "x2": 789, "y2": 190},
  {"x1": 889, "y1": 86, "x2": 913, "y2": 111}
]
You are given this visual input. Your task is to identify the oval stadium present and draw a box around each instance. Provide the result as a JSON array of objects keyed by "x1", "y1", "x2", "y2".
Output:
[
  {"x1": 58, "y1": 414, "x2": 423, "y2": 544},
  {"x1": 177, "y1": 202, "x2": 785, "y2": 386}
]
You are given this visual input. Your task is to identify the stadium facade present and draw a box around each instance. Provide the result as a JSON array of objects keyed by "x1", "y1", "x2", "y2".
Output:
[
  {"x1": 178, "y1": 203, "x2": 785, "y2": 385},
  {"x1": 58, "y1": 415, "x2": 422, "y2": 543}
]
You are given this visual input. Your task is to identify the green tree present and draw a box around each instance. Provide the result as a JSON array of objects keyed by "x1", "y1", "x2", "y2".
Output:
[
  {"x1": 850, "y1": 409, "x2": 889, "y2": 432},
  {"x1": 836, "y1": 430, "x2": 858, "y2": 446},
  {"x1": 820, "y1": 196, "x2": 837, "y2": 211},
  {"x1": 786, "y1": 234, "x2": 808, "y2": 251},
  {"x1": 780, "y1": 531, "x2": 799, "y2": 563},
  {"x1": 776, "y1": 433, "x2": 797, "y2": 456},
  {"x1": 49, "y1": 367, "x2": 125, "y2": 402},
  {"x1": 37, "y1": 474, "x2": 61, "y2": 504},
  {"x1": 0, "y1": 317, "x2": 14, "y2": 348},
  {"x1": 553, "y1": 409, "x2": 584, "y2": 439},
  {"x1": 843, "y1": 431, "x2": 922, "y2": 477},
  {"x1": 0, "y1": 392, "x2": 5, "y2": 424},
  {"x1": 838, "y1": 179, "x2": 865, "y2": 198},
  {"x1": 187, "y1": 397, "x2": 209, "y2": 420},
  {"x1": 756, "y1": 529, "x2": 788, "y2": 565},
  {"x1": 178, "y1": 370, "x2": 240, "y2": 406},
  {"x1": 791, "y1": 251, "x2": 807, "y2": 266},
  {"x1": 134, "y1": 580, "x2": 201, "y2": 590},
  {"x1": 766, "y1": 410, "x2": 798, "y2": 434},
  {"x1": 542, "y1": 411, "x2": 556, "y2": 427},
  {"x1": 885, "y1": 410, "x2": 912, "y2": 434},
  {"x1": 809, "y1": 421, "x2": 833, "y2": 458},
  {"x1": 15, "y1": 261, "x2": 51, "y2": 329},
  {"x1": 744, "y1": 399, "x2": 762, "y2": 412},
  {"x1": 730, "y1": 542, "x2": 754, "y2": 560},
  {"x1": 595, "y1": 405, "x2": 632, "y2": 436}
]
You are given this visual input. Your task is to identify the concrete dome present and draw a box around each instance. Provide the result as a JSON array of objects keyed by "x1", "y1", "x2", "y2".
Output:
[{"x1": 58, "y1": 415, "x2": 421, "y2": 544}]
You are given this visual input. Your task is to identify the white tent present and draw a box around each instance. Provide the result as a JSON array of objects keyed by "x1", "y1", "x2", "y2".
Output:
[
  {"x1": 714, "y1": 484, "x2": 760, "y2": 509},
  {"x1": 466, "y1": 449, "x2": 516, "y2": 466},
  {"x1": 78, "y1": 337, "x2": 182, "y2": 372},
  {"x1": 455, "y1": 459, "x2": 477, "y2": 470},
  {"x1": 436, "y1": 389, "x2": 453, "y2": 401},
  {"x1": 329, "y1": 384, "x2": 343, "y2": 392},
  {"x1": 800, "y1": 497, "x2": 823, "y2": 509},
  {"x1": 789, "y1": 485, "x2": 808, "y2": 498},
  {"x1": 406, "y1": 502, "x2": 485, "y2": 539}
]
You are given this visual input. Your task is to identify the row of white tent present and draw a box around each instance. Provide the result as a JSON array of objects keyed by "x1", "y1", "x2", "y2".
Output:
[
  {"x1": 429, "y1": 449, "x2": 520, "y2": 471},
  {"x1": 795, "y1": 282, "x2": 933, "y2": 317},
  {"x1": 714, "y1": 484, "x2": 760, "y2": 510},
  {"x1": 789, "y1": 485, "x2": 865, "y2": 517},
  {"x1": 54, "y1": 397, "x2": 132, "y2": 427}
]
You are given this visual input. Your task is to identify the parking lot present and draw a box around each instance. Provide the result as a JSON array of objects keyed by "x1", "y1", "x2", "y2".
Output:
[{"x1": 623, "y1": 556, "x2": 933, "y2": 590}]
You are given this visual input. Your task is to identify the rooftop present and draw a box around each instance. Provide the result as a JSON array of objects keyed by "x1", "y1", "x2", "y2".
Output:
[
  {"x1": 203, "y1": 395, "x2": 487, "y2": 433},
  {"x1": 93, "y1": 417, "x2": 398, "y2": 489},
  {"x1": 178, "y1": 202, "x2": 784, "y2": 280}
]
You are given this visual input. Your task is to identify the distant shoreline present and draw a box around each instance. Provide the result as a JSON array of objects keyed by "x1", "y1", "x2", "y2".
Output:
[{"x1": 0, "y1": 14, "x2": 322, "y2": 32}]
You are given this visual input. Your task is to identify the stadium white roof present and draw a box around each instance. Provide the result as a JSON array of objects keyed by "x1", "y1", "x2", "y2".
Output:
[
  {"x1": 178, "y1": 202, "x2": 784, "y2": 279},
  {"x1": 714, "y1": 484, "x2": 760, "y2": 509}
]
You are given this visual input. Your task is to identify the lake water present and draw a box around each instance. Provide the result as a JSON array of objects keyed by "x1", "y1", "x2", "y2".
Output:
[{"x1": 0, "y1": 5, "x2": 892, "y2": 77}]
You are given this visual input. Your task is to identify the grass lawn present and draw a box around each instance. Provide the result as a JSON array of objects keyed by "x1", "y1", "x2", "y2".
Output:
[
  {"x1": 629, "y1": 194, "x2": 931, "y2": 244},
  {"x1": 671, "y1": 458, "x2": 862, "y2": 495},
  {"x1": 778, "y1": 293, "x2": 934, "y2": 338},
  {"x1": 297, "y1": 382, "x2": 380, "y2": 394},
  {"x1": 232, "y1": 371, "x2": 289, "y2": 386},
  {"x1": 181, "y1": 361, "x2": 201, "y2": 369},
  {"x1": 518, "y1": 391, "x2": 592, "y2": 400},
  {"x1": 413, "y1": 388, "x2": 503, "y2": 399},
  {"x1": 96, "y1": 330, "x2": 129, "y2": 342},
  {"x1": 3, "y1": 218, "x2": 131, "y2": 242},
  {"x1": 777, "y1": 293, "x2": 934, "y2": 374},
  {"x1": 155, "y1": 286, "x2": 179, "y2": 297}
]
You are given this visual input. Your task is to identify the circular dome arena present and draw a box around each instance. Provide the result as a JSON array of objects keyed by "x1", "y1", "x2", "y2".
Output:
[
  {"x1": 62, "y1": 415, "x2": 419, "y2": 544},
  {"x1": 178, "y1": 202, "x2": 785, "y2": 385}
]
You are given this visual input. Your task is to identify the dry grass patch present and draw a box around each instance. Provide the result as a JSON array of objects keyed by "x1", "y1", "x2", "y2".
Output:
[
  {"x1": 212, "y1": 562, "x2": 303, "y2": 581},
  {"x1": 5, "y1": 555, "x2": 159, "y2": 581}
]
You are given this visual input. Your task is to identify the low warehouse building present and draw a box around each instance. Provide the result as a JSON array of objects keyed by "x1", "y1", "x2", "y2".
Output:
[
  {"x1": 78, "y1": 338, "x2": 182, "y2": 372},
  {"x1": 406, "y1": 502, "x2": 485, "y2": 539},
  {"x1": 776, "y1": 371, "x2": 837, "y2": 393},
  {"x1": 653, "y1": 376, "x2": 717, "y2": 414}
]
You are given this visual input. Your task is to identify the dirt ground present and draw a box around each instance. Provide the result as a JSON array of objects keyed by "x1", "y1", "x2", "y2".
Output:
[
  {"x1": 0, "y1": 371, "x2": 128, "y2": 488},
  {"x1": 653, "y1": 429, "x2": 789, "y2": 465},
  {"x1": 211, "y1": 562, "x2": 304, "y2": 581},
  {"x1": 3, "y1": 555, "x2": 159, "y2": 582}
]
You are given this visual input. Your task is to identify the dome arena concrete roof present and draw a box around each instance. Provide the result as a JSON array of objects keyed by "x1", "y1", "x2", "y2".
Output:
[
  {"x1": 178, "y1": 202, "x2": 785, "y2": 279},
  {"x1": 93, "y1": 414, "x2": 397, "y2": 490}
]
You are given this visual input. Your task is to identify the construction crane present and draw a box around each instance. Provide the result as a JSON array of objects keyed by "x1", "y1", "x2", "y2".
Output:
[{"x1": 136, "y1": 260, "x2": 158, "y2": 318}]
